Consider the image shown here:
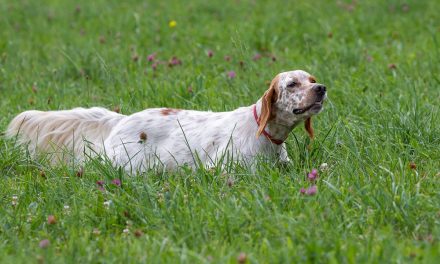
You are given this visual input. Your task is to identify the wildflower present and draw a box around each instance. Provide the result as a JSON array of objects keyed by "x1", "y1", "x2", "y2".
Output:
[
  {"x1": 409, "y1": 162, "x2": 416, "y2": 170},
  {"x1": 169, "y1": 20, "x2": 177, "y2": 28},
  {"x1": 305, "y1": 185, "x2": 317, "y2": 195},
  {"x1": 92, "y1": 228, "x2": 101, "y2": 236},
  {"x1": 237, "y1": 252, "x2": 247, "y2": 264},
  {"x1": 327, "y1": 32, "x2": 333, "y2": 38},
  {"x1": 131, "y1": 53, "x2": 139, "y2": 62},
  {"x1": 151, "y1": 62, "x2": 158, "y2": 70},
  {"x1": 47, "y1": 215, "x2": 56, "y2": 225},
  {"x1": 402, "y1": 4, "x2": 409, "y2": 12},
  {"x1": 253, "y1": 53, "x2": 262, "y2": 61},
  {"x1": 224, "y1": 55, "x2": 231, "y2": 61},
  {"x1": 307, "y1": 168, "x2": 318, "y2": 181},
  {"x1": 207, "y1": 50, "x2": 214, "y2": 58},
  {"x1": 12, "y1": 195, "x2": 18, "y2": 206},
  {"x1": 123, "y1": 228, "x2": 129, "y2": 234},
  {"x1": 39, "y1": 239, "x2": 50, "y2": 249},
  {"x1": 319, "y1": 163, "x2": 329, "y2": 171},
  {"x1": 388, "y1": 63, "x2": 397, "y2": 70},
  {"x1": 300, "y1": 188, "x2": 306, "y2": 194},
  {"x1": 111, "y1": 178, "x2": 121, "y2": 187},
  {"x1": 157, "y1": 192, "x2": 164, "y2": 203},
  {"x1": 96, "y1": 180, "x2": 105, "y2": 191},
  {"x1": 227, "y1": 71, "x2": 236, "y2": 79},
  {"x1": 103, "y1": 200, "x2": 112, "y2": 208},
  {"x1": 134, "y1": 229, "x2": 143, "y2": 238},
  {"x1": 63, "y1": 205, "x2": 70, "y2": 213},
  {"x1": 168, "y1": 56, "x2": 182, "y2": 67},
  {"x1": 147, "y1": 53, "x2": 156, "y2": 62},
  {"x1": 96, "y1": 180, "x2": 105, "y2": 186}
]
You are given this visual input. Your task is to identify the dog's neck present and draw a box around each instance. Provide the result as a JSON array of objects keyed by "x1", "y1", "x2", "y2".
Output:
[{"x1": 254, "y1": 100, "x2": 299, "y2": 143}]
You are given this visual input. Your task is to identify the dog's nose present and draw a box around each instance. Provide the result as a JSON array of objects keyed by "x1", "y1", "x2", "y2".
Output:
[{"x1": 313, "y1": 84, "x2": 326, "y2": 95}]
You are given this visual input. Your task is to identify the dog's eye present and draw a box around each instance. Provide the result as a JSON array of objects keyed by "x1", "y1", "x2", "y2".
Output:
[
  {"x1": 310, "y1": 79, "x2": 316, "y2": 83},
  {"x1": 287, "y1": 82, "x2": 297, "y2": 88}
]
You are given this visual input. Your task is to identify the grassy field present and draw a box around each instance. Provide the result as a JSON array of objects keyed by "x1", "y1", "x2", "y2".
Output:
[{"x1": 1, "y1": 0, "x2": 440, "y2": 262}]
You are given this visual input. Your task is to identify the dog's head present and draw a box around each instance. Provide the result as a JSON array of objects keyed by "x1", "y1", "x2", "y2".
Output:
[{"x1": 257, "y1": 70, "x2": 327, "y2": 138}]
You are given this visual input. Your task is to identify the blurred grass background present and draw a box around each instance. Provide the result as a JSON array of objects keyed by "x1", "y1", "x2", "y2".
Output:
[{"x1": 0, "y1": 0, "x2": 439, "y2": 263}]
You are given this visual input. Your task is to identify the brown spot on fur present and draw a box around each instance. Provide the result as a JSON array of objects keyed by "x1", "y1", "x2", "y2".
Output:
[
  {"x1": 160, "y1": 108, "x2": 181, "y2": 116},
  {"x1": 308, "y1": 76, "x2": 316, "y2": 83},
  {"x1": 139, "y1": 132, "x2": 147, "y2": 143}
]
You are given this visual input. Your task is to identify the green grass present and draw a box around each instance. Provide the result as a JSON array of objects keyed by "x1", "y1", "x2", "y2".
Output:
[{"x1": 1, "y1": 0, "x2": 440, "y2": 262}]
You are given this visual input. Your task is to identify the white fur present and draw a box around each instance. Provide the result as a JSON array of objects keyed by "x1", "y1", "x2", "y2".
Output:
[{"x1": 6, "y1": 70, "x2": 326, "y2": 172}]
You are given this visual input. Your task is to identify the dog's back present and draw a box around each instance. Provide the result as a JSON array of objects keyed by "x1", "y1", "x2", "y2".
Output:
[{"x1": 6, "y1": 107, "x2": 124, "y2": 159}]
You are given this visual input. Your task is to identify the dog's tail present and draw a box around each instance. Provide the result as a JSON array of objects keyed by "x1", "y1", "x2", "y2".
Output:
[{"x1": 6, "y1": 107, "x2": 124, "y2": 159}]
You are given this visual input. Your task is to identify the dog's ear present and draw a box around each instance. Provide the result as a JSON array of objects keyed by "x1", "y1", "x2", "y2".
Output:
[
  {"x1": 305, "y1": 117, "x2": 314, "y2": 139},
  {"x1": 257, "y1": 75, "x2": 279, "y2": 137}
]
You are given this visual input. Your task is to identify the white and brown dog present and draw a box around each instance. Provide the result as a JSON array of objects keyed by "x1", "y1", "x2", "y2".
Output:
[{"x1": 7, "y1": 70, "x2": 326, "y2": 172}]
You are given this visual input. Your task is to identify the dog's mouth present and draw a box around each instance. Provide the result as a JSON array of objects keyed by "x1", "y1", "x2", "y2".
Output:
[{"x1": 292, "y1": 100, "x2": 324, "y2": 115}]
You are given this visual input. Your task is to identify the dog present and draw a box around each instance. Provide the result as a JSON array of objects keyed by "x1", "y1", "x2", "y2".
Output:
[{"x1": 6, "y1": 70, "x2": 327, "y2": 172}]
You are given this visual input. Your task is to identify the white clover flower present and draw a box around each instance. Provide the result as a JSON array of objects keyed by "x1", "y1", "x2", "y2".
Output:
[
  {"x1": 11, "y1": 196, "x2": 18, "y2": 206},
  {"x1": 63, "y1": 205, "x2": 71, "y2": 214},
  {"x1": 103, "y1": 200, "x2": 112, "y2": 208}
]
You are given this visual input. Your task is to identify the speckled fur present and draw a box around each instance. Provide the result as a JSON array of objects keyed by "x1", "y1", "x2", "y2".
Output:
[{"x1": 6, "y1": 70, "x2": 326, "y2": 172}]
